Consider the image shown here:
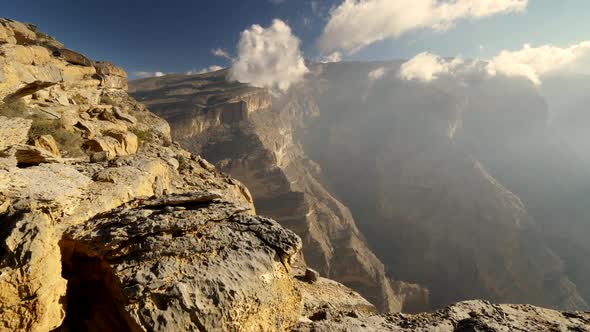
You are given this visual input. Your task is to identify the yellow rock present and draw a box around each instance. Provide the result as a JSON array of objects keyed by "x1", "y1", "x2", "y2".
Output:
[
  {"x1": 0, "y1": 212, "x2": 67, "y2": 332},
  {"x1": 33, "y1": 134, "x2": 61, "y2": 157},
  {"x1": 12, "y1": 45, "x2": 52, "y2": 65}
]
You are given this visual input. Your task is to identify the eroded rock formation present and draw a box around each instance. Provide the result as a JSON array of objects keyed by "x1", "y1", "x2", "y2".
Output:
[{"x1": 0, "y1": 20, "x2": 297, "y2": 331}]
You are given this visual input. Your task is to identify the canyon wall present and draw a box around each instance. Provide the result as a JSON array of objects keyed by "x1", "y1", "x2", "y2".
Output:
[
  {"x1": 132, "y1": 61, "x2": 590, "y2": 313},
  {"x1": 130, "y1": 73, "x2": 429, "y2": 313},
  {"x1": 302, "y1": 62, "x2": 590, "y2": 311}
]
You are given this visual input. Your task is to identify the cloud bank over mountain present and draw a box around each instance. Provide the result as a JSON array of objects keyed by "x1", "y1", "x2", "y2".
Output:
[
  {"x1": 230, "y1": 19, "x2": 308, "y2": 92},
  {"x1": 399, "y1": 52, "x2": 464, "y2": 82},
  {"x1": 396, "y1": 41, "x2": 590, "y2": 86},
  {"x1": 487, "y1": 42, "x2": 590, "y2": 85},
  {"x1": 318, "y1": 0, "x2": 528, "y2": 54}
]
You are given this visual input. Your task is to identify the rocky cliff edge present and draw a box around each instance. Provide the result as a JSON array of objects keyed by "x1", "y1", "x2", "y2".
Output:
[{"x1": 0, "y1": 19, "x2": 303, "y2": 331}]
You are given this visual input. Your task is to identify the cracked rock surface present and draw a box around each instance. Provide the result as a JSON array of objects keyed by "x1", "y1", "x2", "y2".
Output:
[
  {"x1": 59, "y1": 193, "x2": 302, "y2": 331},
  {"x1": 294, "y1": 300, "x2": 590, "y2": 332}
]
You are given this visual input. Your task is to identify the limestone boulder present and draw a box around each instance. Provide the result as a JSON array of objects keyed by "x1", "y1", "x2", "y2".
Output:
[
  {"x1": 0, "y1": 163, "x2": 91, "y2": 210},
  {"x1": 83, "y1": 130, "x2": 138, "y2": 160},
  {"x1": 60, "y1": 194, "x2": 302, "y2": 331},
  {"x1": 0, "y1": 45, "x2": 63, "y2": 102},
  {"x1": 33, "y1": 134, "x2": 61, "y2": 157},
  {"x1": 93, "y1": 61, "x2": 128, "y2": 90},
  {"x1": 112, "y1": 106, "x2": 136, "y2": 124},
  {"x1": 0, "y1": 194, "x2": 9, "y2": 214},
  {"x1": 14, "y1": 144, "x2": 62, "y2": 166},
  {"x1": 0, "y1": 212, "x2": 67, "y2": 332},
  {"x1": 52, "y1": 48, "x2": 92, "y2": 67},
  {"x1": 101, "y1": 90, "x2": 172, "y2": 143},
  {"x1": 0, "y1": 116, "x2": 32, "y2": 150}
]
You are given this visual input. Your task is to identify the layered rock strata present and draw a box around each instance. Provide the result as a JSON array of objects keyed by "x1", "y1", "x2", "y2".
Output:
[{"x1": 0, "y1": 20, "x2": 298, "y2": 331}]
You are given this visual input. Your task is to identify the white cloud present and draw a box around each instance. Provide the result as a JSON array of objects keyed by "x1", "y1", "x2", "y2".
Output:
[
  {"x1": 318, "y1": 51, "x2": 342, "y2": 63},
  {"x1": 186, "y1": 65, "x2": 224, "y2": 75},
  {"x1": 133, "y1": 71, "x2": 167, "y2": 79},
  {"x1": 318, "y1": 0, "x2": 527, "y2": 54},
  {"x1": 487, "y1": 42, "x2": 590, "y2": 85},
  {"x1": 368, "y1": 66, "x2": 386, "y2": 81},
  {"x1": 230, "y1": 19, "x2": 309, "y2": 92},
  {"x1": 399, "y1": 52, "x2": 464, "y2": 82},
  {"x1": 398, "y1": 41, "x2": 590, "y2": 86},
  {"x1": 212, "y1": 48, "x2": 233, "y2": 61}
]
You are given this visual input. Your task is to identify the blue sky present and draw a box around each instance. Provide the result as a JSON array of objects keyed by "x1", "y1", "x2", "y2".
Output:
[{"x1": 2, "y1": 0, "x2": 590, "y2": 78}]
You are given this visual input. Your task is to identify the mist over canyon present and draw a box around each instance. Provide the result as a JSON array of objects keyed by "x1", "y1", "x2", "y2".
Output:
[{"x1": 130, "y1": 60, "x2": 590, "y2": 313}]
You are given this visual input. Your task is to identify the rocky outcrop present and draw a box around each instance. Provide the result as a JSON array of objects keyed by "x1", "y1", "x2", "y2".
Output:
[
  {"x1": 33, "y1": 134, "x2": 60, "y2": 157},
  {"x1": 0, "y1": 20, "x2": 171, "y2": 162},
  {"x1": 0, "y1": 211, "x2": 67, "y2": 332},
  {"x1": 296, "y1": 300, "x2": 590, "y2": 331},
  {"x1": 0, "y1": 19, "x2": 36, "y2": 45},
  {"x1": 130, "y1": 73, "x2": 272, "y2": 139},
  {"x1": 83, "y1": 129, "x2": 138, "y2": 159},
  {"x1": 59, "y1": 196, "x2": 302, "y2": 331},
  {"x1": 0, "y1": 138, "x2": 279, "y2": 330},
  {"x1": 53, "y1": 48, "x2": 92, "y2": 67},
  {"x1": 129, "y1": 73, "x2": 422, "y2": 313},
  {"x1": 94, "y1": 61, "x2": 128, "y2": 90},
  {"x1": 295, "y1": 265, "x2": 590, "y2": 331},
  {"x1": 0, "y1": 20, "x2": 301, "y2": 331},
  {"x1": 13, "y1": 144, "x2": 62, "y2": 165}
]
